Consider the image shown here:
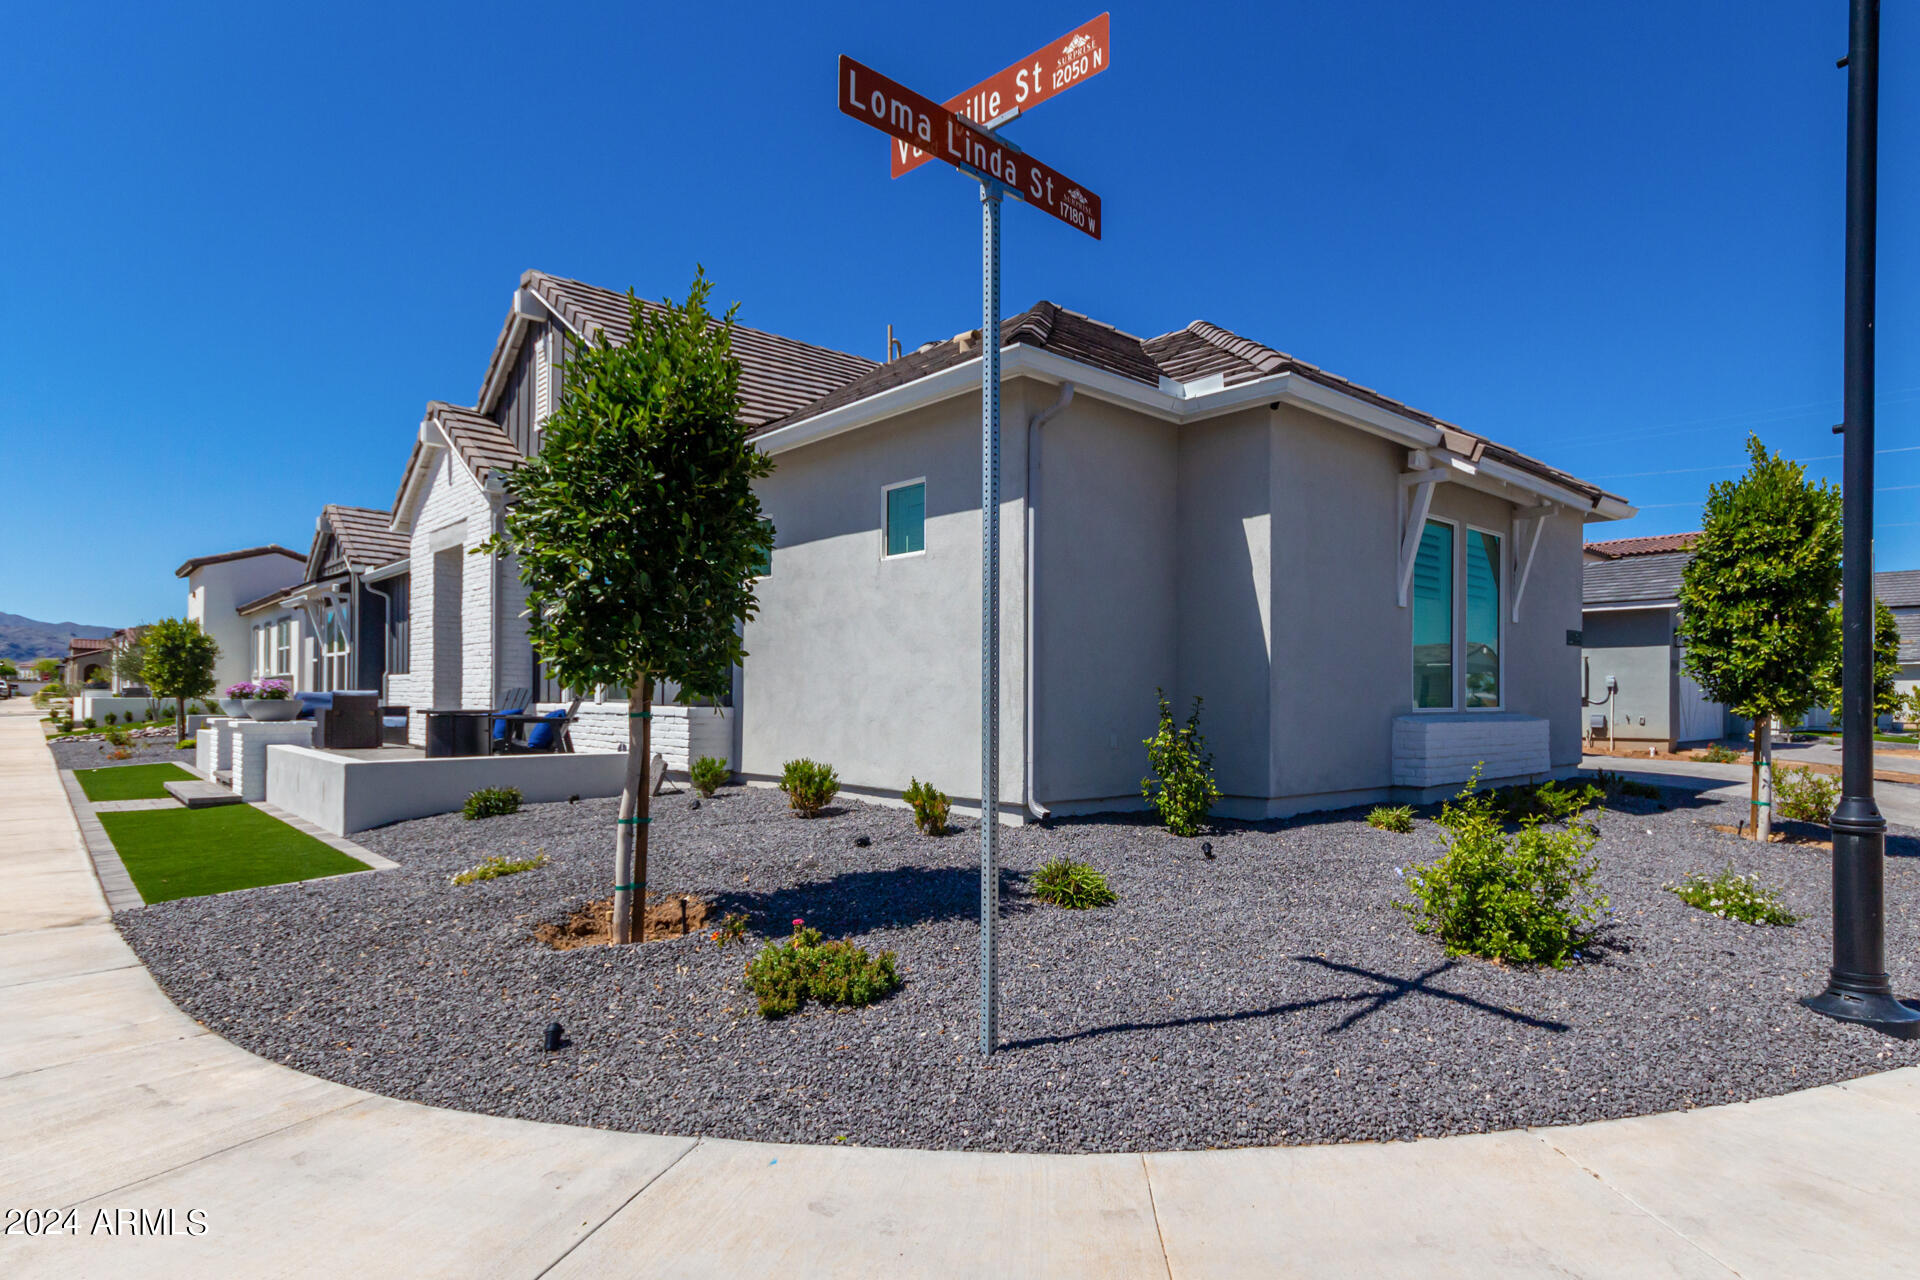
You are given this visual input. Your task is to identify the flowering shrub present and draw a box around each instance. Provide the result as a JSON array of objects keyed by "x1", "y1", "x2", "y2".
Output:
[
  {"x1": 1668, "y1": 865, "x2": 1797, "y2": 926},
  {"x1": 224, "y1": 681, "x2": 257, "y2": 699},
  {"x1": 708, "y1": 912, "x2": 749, "y2": 951},
  {"x1": 252, "y1": 680, "x2": 292, "y2": 701}
]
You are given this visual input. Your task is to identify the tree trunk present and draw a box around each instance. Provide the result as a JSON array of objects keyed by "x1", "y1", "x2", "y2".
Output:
[
  {"x1": 610, "y1": 679, "x2": 649, "y2": 946},
  {"x1": 1756, "y1": 716, "x2": 1773, "y2": 843},
  {"x1": 629, "y1": 679, "x2": 654, "y2": 943},
  {"x1": 1749, "y1": 714, "x2": 1770, "y2": 840},
  {"x1": 176, "y1": 696, "x2": 186, "y2": 743}
]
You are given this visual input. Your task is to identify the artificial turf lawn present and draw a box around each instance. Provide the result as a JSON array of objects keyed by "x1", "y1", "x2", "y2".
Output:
[
  {"x1": 74, "y1": 763, "x2": 197, "y2": 802},
  {"x1": 97, "y1": 804, "x2": 368, "y2": 903}
]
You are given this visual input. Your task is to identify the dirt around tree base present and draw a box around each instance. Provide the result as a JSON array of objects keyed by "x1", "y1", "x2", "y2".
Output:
[
  {"x1": 1708, "y1": 822, "x2": 1833, "y2": 851},
  {"x1": 534, "y1": 893, "x2": 712, "y2": 949}
]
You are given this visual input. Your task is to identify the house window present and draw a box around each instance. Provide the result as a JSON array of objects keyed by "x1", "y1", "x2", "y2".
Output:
[
  {"x1": 884, "y1": 480, "x2": 925, "y2": 557},
  {"x1": 321, "y1": 604, "x2": 352, "y2": 691},
  {"x1": 274, "y1": 620, "x2": 292, "y2": 676},
  {"x1": 750, "y1": 520, "x2": 774, "y2": 578},
  {"x1": 1465, "y1": 529, "x2": 1502, "y2": 708},
  {"x1": 1412, "y1": 520, "x2": 1454, "y2": 709},
  {"x1": 252, "y1": 625, "x2": 265, "y2": 680},
  {"x1": 385, "y1": 577, "x2": 411, "y2": 675}
]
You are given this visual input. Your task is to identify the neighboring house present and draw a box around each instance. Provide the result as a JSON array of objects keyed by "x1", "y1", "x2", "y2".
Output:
[
  {"x1": 1877, "y1": 569, "x2": 1920, "y2": 715},
  {"x1": 1579, "y1": 533, "x2": 1722, "y2": 749},
  {"x1": 383, "y1": 271, "x2": 877, "y2": 748},
  {"x1": 740, "y1": 303, "x2": 1632, "y2": 818},
  {"x1": 175, "y1": 545, "x2": 306, "y2": 691},
  {"x1": 61, "y1": 635, "x2": 114, "y2": 687},
  {"x1": 235, "y1": 505, "x2": 410, "y2": 696}
]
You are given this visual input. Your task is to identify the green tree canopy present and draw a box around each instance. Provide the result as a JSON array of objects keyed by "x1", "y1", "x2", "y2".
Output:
[
  {"x1": 483, "y1": 269, "x2": 772, "y2": 943},
  {"x1": 1678, "y1": 436, "x2": 1842, "y2": 723},
  {"x1": 1817, "y1": 597, "x2": 1903, "y2": 721},
  {"x1": 141, "y1": 618, "x2": 219, "y2": 735},
  {"x1": 112, "y1": 633, "x2": 148, "y2": 686},
  {"x1": 0, "y1": 660, "x2": 17, "y2": 680},
  {"x1": 31, "y1": 657, "x2": 61, "y2": 679}
]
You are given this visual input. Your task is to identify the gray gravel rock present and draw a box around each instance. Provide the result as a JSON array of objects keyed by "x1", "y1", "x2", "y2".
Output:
[
  {"x1": 51, "y1": 732, "x2": 189, "y2": 771},
  {"x1": 113, "y1": 780, "x2": 1920, "y2": 1152}
]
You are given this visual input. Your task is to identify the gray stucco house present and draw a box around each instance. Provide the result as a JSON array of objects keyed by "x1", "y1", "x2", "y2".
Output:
[{"x1": 740, "y1": 304, "x2": 1633, "y2": 819}]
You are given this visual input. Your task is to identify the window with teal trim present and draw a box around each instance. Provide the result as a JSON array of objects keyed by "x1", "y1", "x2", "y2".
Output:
[
  {"x1": 1465, "y1": 529, "x2": 1501, "y2": 707},
  {"x1": 885, "y1": 482, "x2": 924, "y2": 557},
  {"x1": 750, "y1": 520, "x2": 774, "y2": 578},
  {"x1": 1412, "y1": 520, "x2": 1453, "y2": 708}
]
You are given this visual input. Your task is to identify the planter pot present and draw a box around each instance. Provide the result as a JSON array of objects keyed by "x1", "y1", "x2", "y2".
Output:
[
  {"x1": 244, "y1": 699, "x2": 300, "y2": 722},
  {"x1": 219, "y1": 699, "x2": 250, "y2": 717}
]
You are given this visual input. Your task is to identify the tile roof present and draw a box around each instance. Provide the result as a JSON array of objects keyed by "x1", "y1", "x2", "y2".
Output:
[
  {"x1": 1874, "y1": 569, "x2": 1920, "y2": 609},
  {"x1": 488, "y1": 272, "x2": 879, "y2": 429},
  {"x1": 765, "y1": 303, "x2": 1624, "y2": 509},
  {"x1": 428, "y1": 401, "x2": 520, "y2": 486},
  {"x1": 1584, "y1": 532, "x2": 1702, "y2": 559},
  {"x1": 236, "y1": 584, "x2": 303, "y2": 616},
  {"x1": 65, "y1": 636, "x2": 113, "y2": 654},
  {"x1": 1584, "y1": 551, "x2": 1691, "y2": 606},
  {"x1": 172, "y1": 544, "x2": 305, "y2": 579},
  {"x1": 314, "y1": 504, "x2": 411, "y2": 575}
]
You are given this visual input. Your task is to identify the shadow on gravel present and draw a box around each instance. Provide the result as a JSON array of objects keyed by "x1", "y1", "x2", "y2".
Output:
[
  {"x1": 1001, "y1": 957, "x2": 1571, "y2": 1051},
  {"x1": 709, "y1": 865, "x2": 1030, "y2": 934}
]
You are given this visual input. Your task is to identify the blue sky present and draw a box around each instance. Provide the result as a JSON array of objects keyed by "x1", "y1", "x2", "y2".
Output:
[{"x1": 2, "y1": 2, "x2": 1915, "y2": 627}]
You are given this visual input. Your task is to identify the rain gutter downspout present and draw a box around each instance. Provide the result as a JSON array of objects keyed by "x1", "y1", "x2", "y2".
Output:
[
  {"x1": 485, "y1": 473, "x2": 507, "y2": 711},
  {"x1": 1023, "y1": 382, "x2": 1074, "y2": 822},
  {"x1": 362, "y1": 572, "x2": 396, "y2": 704}
]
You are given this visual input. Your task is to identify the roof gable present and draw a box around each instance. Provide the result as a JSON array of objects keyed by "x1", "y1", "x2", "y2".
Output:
[{"x1": 305, "y1": 504, "x2": 411, "y2": 580}]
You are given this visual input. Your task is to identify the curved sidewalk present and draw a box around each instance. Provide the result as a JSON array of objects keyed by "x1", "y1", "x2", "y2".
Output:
[{"x1": 4, "y1": 705, "x2": 1918, "y2": 1278}]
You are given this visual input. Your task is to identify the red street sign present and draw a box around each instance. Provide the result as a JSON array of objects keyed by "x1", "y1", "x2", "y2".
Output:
[
  {"x1": 839, "y1": 55, "x2": 1102, "y2": 240},
  {"x1": 890, "y1": 12, "x2": 1111, "y2": 178}
]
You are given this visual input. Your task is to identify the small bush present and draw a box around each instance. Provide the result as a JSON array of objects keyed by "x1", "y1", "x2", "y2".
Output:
[
  {"x1": 1775, "y1": 766, "x2": 1838, "y2": 825},
  {"x1": 1368, "y1": 804, "x2": 1415, "y2": 833},
  {"x1": 1668, "y1": 865, "x2": 1797, "y2": 926},
  {"x1": 689, "y1": 755, "x2": 729, "y2": 798},
  {"x1": 1596, "y1": 770, "x2": 1661, "y2": 801},
  {"x1": 462, "y1": 786, "x2": 523, "y2": 820},
  {"x1": 745, "y1": 923, "x2": 900, "y2": 1018},
  {"x1": 1141, "y1": 689, "x2": 1220, "y2": 837},
  {"x1": 103, "y1": 712, "x2": 117, "y2": 725},
  {"x1": 103, "y1": 727, "x2": 131, "y2": 748},
  {"x1": 1031, "y1": 857, "x2": 1117, "y2": 909},
  {"x1": 83, "y1": 717, "x2": 96, "y2": 729},
  {"x1": 1697, "y1": 743, "x2": 1742, "y2": 764},
  {"x1": 451, "y1": 853, "x2": 548, "y2": 885},
  {"x1": 903, "y1": 777, "x2": 951, "y2": 835},
  {"x1": 708, "y1": 912, "x2": 749, "y2": 952},
  {"x1": 1397, "y1": 771, "x2": 1608, "y2": 967},
  {"x1": 779, "y1": 758, "x2": 838, "y2": 818}
]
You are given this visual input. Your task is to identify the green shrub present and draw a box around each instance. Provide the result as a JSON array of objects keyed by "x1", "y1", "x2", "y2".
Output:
[
  {"x1": 103, "y1": 712, "x2": 117, "y2": 725},
  {"x1": 1396, "y1": 772, "x2": 1608, "y2": 967},
  {"x1": 779, "y1": 758, "x2": 838, "y2": 818},
  {"x1": 709, "y1": 912, "x2": 749, "y2": 951},
  {"x1": 903, "y1": 777, "x2": 951, "y2": 835},
  {"x1": 689, "y1": 755, "x2": 729, "y2": 798},
  {"x1": 1596, "y1": 770, "x2": 1661, "y2": 801},
  {"x1": 1697, "y1": 743, "x2": 1742, "y2": 764},
  {"x1": 82, "y1": 716, "x2": 96, "y2": 729},
  {"x1": 1031, "y1": 857, "x2": 1116, "y2": 909},
  {"x1": 1141, "y1": 689, "x2": 1220, "y2": 837},
  {"x1": 1668, "y1": 865, "x2": 1797, "y2": 926},
  {"x1": 1491, "y1": 778, "x2": 1602, "y2": 825},
  {"x1": 1368, "y1": 804, "x2": 1415, "y2": 833},
  {"x1": 744, "y1": 924, "x2": 900, "y2": 1018},
  {"x1": 1775, "y1": 766, "x2": 1838, "y2": 825},
  {"x1": 451, "y1": 853, "x2": 548, "y2": 884},
  {"x1": 102, "y1": 727, "x2": 131, "y2": 748},
  {"x1": 462, "y1": 786, "x2": 523, "y2": 820}
]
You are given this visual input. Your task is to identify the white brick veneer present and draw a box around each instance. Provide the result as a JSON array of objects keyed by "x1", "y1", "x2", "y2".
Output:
[
  {"x1": 195, "y1": 718, "x2": 242, "y2": 776},
  {"x1": 231, "y1": 720, "x2": 315, "y2": 801},
  {"x1": 1392, "y1": 713, "x2": 1550, "y2": 789},
  {"x1": 540, "y1": 701, "x2": 734, "y2": 770}
]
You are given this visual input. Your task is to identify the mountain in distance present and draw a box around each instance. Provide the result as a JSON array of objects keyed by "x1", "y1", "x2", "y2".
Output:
[{"x1": 0, "y1": 611, "x2": 117, "y2": 663}]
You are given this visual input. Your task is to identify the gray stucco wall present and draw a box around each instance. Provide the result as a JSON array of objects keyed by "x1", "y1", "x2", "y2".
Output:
[{"x1": 1580, "y1": 607, "x2": 1676, "y2": 745}]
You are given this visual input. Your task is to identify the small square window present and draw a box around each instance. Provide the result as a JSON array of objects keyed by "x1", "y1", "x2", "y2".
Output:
[
  {"x1": 884, "y1": 481, "x2": 924, "y2": 557},
  {"x1": 750, "y1": 520, "x2": 774, "y2": 578}
]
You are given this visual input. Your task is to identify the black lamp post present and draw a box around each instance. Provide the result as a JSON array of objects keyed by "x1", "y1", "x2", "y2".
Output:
[{"x1": 1802, "y1": 0, "x2": 1920, "y2": 1039}]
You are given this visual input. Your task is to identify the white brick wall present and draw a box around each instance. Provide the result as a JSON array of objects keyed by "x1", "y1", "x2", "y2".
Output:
[
  {"x1": 231, "y1": 721, "x2": 315, "y2": 801},
  {"x1": 537, "y1": 701, "x2": 733, "y2": 770},
  {"x1": 390, "y1": 450, "x2": 498, "y2": 744},
  {"x1": 1392, "y1": 713, "x2": 1550, "y2": 789}
]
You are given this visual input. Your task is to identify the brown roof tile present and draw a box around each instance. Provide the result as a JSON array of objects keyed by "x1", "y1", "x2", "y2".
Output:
[
  {"x1": 312, "y1": 504, "x2": 411, "y2": 576},
  {"x1": 428, "y1": 401, "x2": 521, "y2": 486},
  {"x1": 1584, "y1": 532, "x2": 1703, "y2": 559},
  {"x1": 173, "y1": 544, "x2": 305, "y2": 579}
]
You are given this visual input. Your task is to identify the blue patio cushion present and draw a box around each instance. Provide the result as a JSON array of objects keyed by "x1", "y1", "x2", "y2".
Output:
[
  {"x1": 525, "y1": 708, "x2": 568, "y2": 751},
  {"x1": 491, "y1": 697, "x2": 531, "y2": 741}
]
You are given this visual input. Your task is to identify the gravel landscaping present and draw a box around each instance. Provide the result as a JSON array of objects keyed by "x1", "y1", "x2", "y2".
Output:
[
  {"x1": 113, "y1": 778, "x2": 1920, "y2": 1153},
  {"x1": 49, "y1": 731, "x2": 190, "y2": 772}
]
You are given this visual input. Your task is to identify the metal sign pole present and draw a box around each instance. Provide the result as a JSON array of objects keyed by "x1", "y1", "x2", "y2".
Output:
[{"x1": 979, "y1": 179, "x2": 1003, "y2": 1056}]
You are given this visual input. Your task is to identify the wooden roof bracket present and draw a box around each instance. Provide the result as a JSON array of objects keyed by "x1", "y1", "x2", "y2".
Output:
[
  {"x1": 1396, "y1": 450, "x2": 1462, "y2": 606},
  {"x1": 1509, "y1": 501, "x2": 1556, "y2": 622}
]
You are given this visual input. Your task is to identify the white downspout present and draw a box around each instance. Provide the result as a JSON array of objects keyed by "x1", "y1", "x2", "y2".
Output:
[
  {"x1": 1023, "y1": 382, "x2": 1075, "y2": 821},
  {"x1": 485, "y1": 475, "x2": 507, "y2": 711},
  {"x1": 362, "y1": 574, "x2": 396, "y2": 704}
]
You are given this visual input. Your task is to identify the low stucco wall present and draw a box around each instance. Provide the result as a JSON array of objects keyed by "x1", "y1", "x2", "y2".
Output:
[{"x1": 265, "y1": 745, "x2": 631, "y2": 834}]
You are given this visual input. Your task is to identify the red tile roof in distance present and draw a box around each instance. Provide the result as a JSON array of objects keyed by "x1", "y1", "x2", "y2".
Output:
[{"x1": 1583, "y1": 532, "x2": 1702, "y2": 559}]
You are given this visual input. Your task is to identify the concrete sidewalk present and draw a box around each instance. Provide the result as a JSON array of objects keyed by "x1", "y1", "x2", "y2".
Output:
[{"x1": 5, "y1": 699, "x2": 1919, "y2": 1277}]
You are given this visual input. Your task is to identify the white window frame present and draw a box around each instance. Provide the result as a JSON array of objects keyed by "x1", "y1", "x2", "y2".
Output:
[
  {"x1": 1463, "y1": 522, "x2": 1506, "y2": 712},
  {"x1": 1409, "y1": 515, "x2": 1462, "y2": 714},
  {"x1": 274, "y1": 618, "x2": 292, "y2": 677},
  {"x1": 880, "y1": 477, "x2": 927, "y2": 561}
]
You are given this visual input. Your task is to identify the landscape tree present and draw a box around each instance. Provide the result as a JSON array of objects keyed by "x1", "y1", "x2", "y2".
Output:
[
  {"x1": 31, "y1": 657, "x2": 61, "y2": 681},
  {"x1": 140, "y1": 618, "x2": 219, "y2": 739},
  {"x1": 482, "y1": 270, "x2": 772, "y2": 944},
  {"x1": 111, "y1": 632, "x2": 148, "y2": 688},
  {"x1": 0, "y1": 660, "x2": 16, "y2": 681},
  {"x1": 1678, "y1": 436, "x2": 1842, "y2": 839},
  {"x1": 1817, "y1": 597, "x2": 1903, "y2": 725}
]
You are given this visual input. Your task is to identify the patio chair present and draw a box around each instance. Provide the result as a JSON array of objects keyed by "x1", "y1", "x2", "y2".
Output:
[
  {"x1": 490, "y1": 687, "x2": 533, "y2": 750},
  {"x1": 499, "y1": 698, "x2": 580, "y2": 754}
]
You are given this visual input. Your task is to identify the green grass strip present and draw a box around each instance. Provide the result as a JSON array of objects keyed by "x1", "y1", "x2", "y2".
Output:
[
  {"x1": 75, "y1": 763, "x2": 197, "y2": 802},
  {"x1": 97, "y1": 804, "x2": 368, "y2": 903}
]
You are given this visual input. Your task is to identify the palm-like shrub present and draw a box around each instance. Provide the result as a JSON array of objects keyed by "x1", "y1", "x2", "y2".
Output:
[{"x1": 1031, "y1": 857, "x2": 1116, "y2": 909}]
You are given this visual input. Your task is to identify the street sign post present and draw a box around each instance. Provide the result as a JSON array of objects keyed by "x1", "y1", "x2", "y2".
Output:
[
  {"x1": 889, "y1": 12, "x2": 1111, "y2": 177},
  {"x1": 837, "y1": 24, "x2": 1107, "y2": 1056}
]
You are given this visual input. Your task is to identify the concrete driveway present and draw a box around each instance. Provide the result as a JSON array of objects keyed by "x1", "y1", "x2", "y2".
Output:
[
  {"x1": 5, "y1": 700, "x2": 1920, "y2": 1277},
  {"x1": 1580, "y1": 752, "x2": 1920, "y2": 830}
]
